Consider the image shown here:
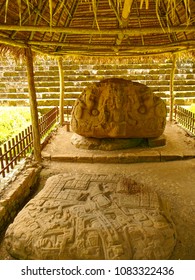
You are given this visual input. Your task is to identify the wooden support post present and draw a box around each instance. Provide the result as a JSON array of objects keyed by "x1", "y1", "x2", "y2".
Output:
[
  {"x1": 25, "y1": 47, "x2": 42, "y2": 162},
  {"x1": 169, "y1": 53, "x2": 177, "y2": 122},
  {"x1": 58, "y1": 57, "x2": 65, "y2": 126}
]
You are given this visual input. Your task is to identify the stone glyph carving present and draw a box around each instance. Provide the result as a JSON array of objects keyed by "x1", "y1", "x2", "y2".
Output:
[
  {"x1": 5, "y1": 173, "x2": 176, "y2": 260},
  {"x1": 71, "y1": 78, "x2": 166, "y2": 138}
]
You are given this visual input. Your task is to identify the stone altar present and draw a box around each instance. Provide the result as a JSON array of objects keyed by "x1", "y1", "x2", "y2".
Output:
[
  {"x1": 5, "y1": 173, "x2": 176, "y2": 260},
  {"x1": 71, "y1": 78, "x2": 166, "y2": 138}
]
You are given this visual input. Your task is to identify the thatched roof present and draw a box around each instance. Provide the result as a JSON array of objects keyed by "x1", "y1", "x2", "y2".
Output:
[{"x1": 0, "y1": 0, "x2": 195, "y2": 57}]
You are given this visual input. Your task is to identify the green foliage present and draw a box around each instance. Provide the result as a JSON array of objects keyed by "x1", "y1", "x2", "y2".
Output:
[
  {"x1": 0, "y1": 107, "x2": 31, "y2": 145},
  {"x1": 189, "y1": 104, "x2": 195, "y2": 114}
]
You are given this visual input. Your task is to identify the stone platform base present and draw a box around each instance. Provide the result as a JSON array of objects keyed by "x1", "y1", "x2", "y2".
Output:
[
  {"x1": 71, "y1": 134, "x2": 166, "y2": 150},
  {"x1": 5, "y1": 173, "x2": 176, "y2": 260},
  {"x1": 0, "y1": 164, "x2": 41, "y2": 232}
]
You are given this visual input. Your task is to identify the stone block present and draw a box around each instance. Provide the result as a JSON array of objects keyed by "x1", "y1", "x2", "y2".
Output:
[
  {"x1": 135, "y1": 151, "x2": 161, "y2": 162},
  {"x1": 118, "y1": 153, "x2": 139, "y2": 163},
  {"x1": 182, "y1": 152, "x2": 195, "y2": 159},
  {"x1": 6, "y1": 187, "x2": 20, "y2": 202},
  {"x1": 92, "y1": 155, "x2": 108, "y2": 163},
  {"x1": 148, "y1": 135, "x2": 166, "y2": 147},
  {"x1": 41, "y1": 151, "x2": 51, "y2": 159},
  {"x1": 76, "y1": 156, "x2": 93, "y2": 163},
  {"x1": 0, "y1": 166, "x2": 41, "y2": 231},
  {"x1": 160, "y1": 152, "x2": 183, "y2": 161},
  {"x1": 51, "y1": 155, "x2": 77, "y2": 162},
  {"x1": 0, "y1": 198, "x2": 11, "y2": 207}
]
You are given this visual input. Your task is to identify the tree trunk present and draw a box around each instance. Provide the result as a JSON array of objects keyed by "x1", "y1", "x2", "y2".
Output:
[
  {"x1": 25, "y1": 47, "x2": 41, "y2": 162},
  {"x1": 169, "y1": 53, "x2": 177, "y2": 121},
  {"x1": 58, "y1": 57, "x2": 65, "y2": 125}
]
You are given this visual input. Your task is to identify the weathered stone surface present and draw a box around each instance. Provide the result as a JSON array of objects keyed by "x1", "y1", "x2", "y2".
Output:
[
  {"x1": 148, "y1": 134, "x2": 166, "y2": 147},
  {"x1": 71, "y1": 134, "x2": 166, "y2": 150},
  {"x1": 71, "y1": 78, "x2": 166, "y2": 138},
  {"x1": 0, "y1": 165, "x2": 41, "y2": 232},
  {"x1": 71, "y1": 133, "x2": 145, "y2": 150},
  {"x1": 5, "y1": 173, "x2": 176, "y2": 260}
]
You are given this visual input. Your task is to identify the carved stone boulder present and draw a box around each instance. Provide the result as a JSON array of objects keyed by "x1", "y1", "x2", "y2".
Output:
[
  {"x1": 71, "y1": 78, "x2": 166, "y2": 138},
  {"x1": 5, "y1": 173, "x2": 176, "y2": 260}
]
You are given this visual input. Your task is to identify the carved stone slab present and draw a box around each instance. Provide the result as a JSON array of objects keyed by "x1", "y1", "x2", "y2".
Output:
[
  {"x1": 5, "y1": 173, "x2": 176, "y2": 260},
  {"x1": 71, "y1": 78, "x2": 166, "y2": 138}
]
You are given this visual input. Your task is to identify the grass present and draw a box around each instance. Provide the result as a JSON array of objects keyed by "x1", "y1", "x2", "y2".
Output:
[
  {"x1": 189, "y1": 104, "x2": 195, "y2": 114},
  {"x1": 0, "y1": 107, "x2": 31, "y2": 145}
]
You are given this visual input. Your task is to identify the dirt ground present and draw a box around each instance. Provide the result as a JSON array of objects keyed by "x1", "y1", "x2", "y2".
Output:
[{"x1": 0, "y1": 122, "x2": 195, "y2": 260}]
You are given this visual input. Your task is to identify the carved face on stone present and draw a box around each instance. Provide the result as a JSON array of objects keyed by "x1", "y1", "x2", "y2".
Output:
[{"x1": 71, "y1": 78, "x2": 166, "y2": 138}]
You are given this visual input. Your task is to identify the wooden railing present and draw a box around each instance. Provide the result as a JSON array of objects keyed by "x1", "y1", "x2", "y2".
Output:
[
  {"x1": 39, "y1": 107, "x2": 59, "y2": 138},
  {"x1": 174, "y1": 105, "x2": 195, "y2": 136},
  {"x1": 0, "y1": 107, "x2": 59, "y2": 178}
]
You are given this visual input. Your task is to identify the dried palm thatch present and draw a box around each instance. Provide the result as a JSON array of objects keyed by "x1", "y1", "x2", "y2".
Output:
[{"x1": 0, "y1": 0, "x2": 195, "y2": 58}]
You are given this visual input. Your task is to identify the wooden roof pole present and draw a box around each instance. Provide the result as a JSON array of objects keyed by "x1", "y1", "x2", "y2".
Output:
[
  {"x1": 116, "y1": 0, "x2": 133, "y2": 46},
  {"x1": 25, "y1": 47, "x2": 42, "y2": 162},
  {"x1": 1, "y1": 25, "x2": 195, "y2": 35},
  {"x1": 122, "y1": 0, "x2": 133, "y2": 20},
  {"x1": 58, "y1": 57, "x2": 64, "y2": 126},
  {"x1": 169, "y1": 53, "x2": 177, "y2": 122}
]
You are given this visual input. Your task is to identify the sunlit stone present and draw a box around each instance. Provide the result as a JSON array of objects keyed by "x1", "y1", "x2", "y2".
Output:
[
  {"x1": 5, "y1": 173, "x2": 176, "y2": 260},
  {"x1": 71, "y1": 78, "x2": 166, "y2": 138}
]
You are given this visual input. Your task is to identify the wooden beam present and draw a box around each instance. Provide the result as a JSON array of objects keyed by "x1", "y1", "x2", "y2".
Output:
[
  {"x1": 41, "y1": 45, "x2": 194, "y2": 55},
  {"x1": 0, "y1": 37, "x2": 27, "y2": 48},
  {"x1": 56, "y1": 0, "x2": 79, "y2": 52},
  {"x1": 1, "y1": 25, "x2": 195, "y2": 35},
  {"x1": 25, "y1": 47, "x2": 42, "y2": 162},
  {"x1": 169, "y1": 53, "x2": 177, "y2": 122},
  {"x1": 122, "y1": 0, "x2": 133, "y2": 21},
  {"x1": 135, "y1": 0, "x2": 145, "y2": 45},
  {"x1": 1, "y1": 36, "x2": 195, "y2": 53},
  {"x1": 25, "y1": 39, "x2": 195, "y2": 51},
  {"x1": 29, "y1": 0, "x2": 48, "y2": 41},
  {"x1": 109, "y1": 0, "x2": 123, "y2": 26},
  {"x1": 58, "y1": 57, "x2": 65, "y2": 126}
]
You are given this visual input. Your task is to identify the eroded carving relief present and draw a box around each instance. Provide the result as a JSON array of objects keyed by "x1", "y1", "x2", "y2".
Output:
[
  {"x1": 71, "y1": 78, "x2": 166, "y2": 138},
  {"x1": 5, "y1": 173, "x2": 176, "y2": 260}
]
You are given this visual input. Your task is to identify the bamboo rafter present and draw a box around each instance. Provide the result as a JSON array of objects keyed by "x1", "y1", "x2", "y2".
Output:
[
  {"x1": 29, "y1": 0, "x2": 47, "y2": 41},
  {"x1": 0, "y1": 0, "x2": 195, "y2": 58},
  {"x1": 26, "y1": 39, "x2": 195, "y2": 54},
  {"x1": 2, "y1": 0, "x2": 192, "y2": 25},
  {"x1": 1, "y1": 32, "x2": 195, "y2": 56},
  {"x1": 45, "y1": 48, "x2": 194, "y2": 57},
  {"x1": 135, "y1": 0, "x2": 145, "y2": 45},
  {"x1": 0, "y1": 24, "x2": 195, "y2": 35},
  {"x1": 26, "y1": 38, "x2": 195, "y2": 50},
  {"x1": 57, "y1": 0, "x2": 79, "y2": 52}
]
